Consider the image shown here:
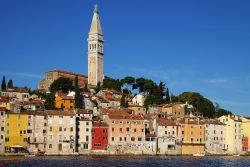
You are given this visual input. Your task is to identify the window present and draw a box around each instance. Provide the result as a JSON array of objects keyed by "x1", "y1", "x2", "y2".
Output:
[
  {"x1": 86, "y1": 136, "x2": 89, "y2": 142},
  {"x1": 83, "y1": 144, "x2": 88, "y2": 149},
  {"x1": 86, "y1": 122, "x2": 89, "y2": 126},
  {"x1": 23, "y1": 130, "x2": 26, "y2": 134},
  {"x1": 138, "y1": 137, "x2": 142, "y2": 141},
  {"x1": 5, "y1": 137, "x2": 9, "y2": 142},
  {"x1": 112, "y1": 128, "x2": 114, "y2": 132},
  {"x1": 50, "y1": 127, "x2": 52, "y2": 132},
  {"x1": 134, "y1": 129, "x2": 137, "y2": 132},
  {"x1": 124, "y1": 137, "x2": 127, "y2": 141},
  {"x1": 112, "y1": 137, "x2": 114, "y2": 141},
  {"x1": 1, "y1": 127, "x2": 4, "y2": 131},
  {"x1": 182, "y1": 131, "x2": 184, "y2": 135},
  {"x1": 126, "y1": 127, "x2": 129, "y2": 132},
  {"x1": 86, "y1": 128, "x2": 89, "y2": 132},
  {"x1": 120, "y1": 128, "x2": 122, "y2": 132},
  {"x1": 191, "y1": 138, "x2": 193, "y2": 142},
  {"x1": 92, "y1": 136, "x2": 95, "y2": 140},
  {"x1": 131, "y1": 137, "x2": 135, "y2": 141},
  {"x1": 120, "y1": 137, "x2": 122, "y2": 141},
  {"x1": 59, "y1": 127, "x2": 62, "y2": 131},
  {"x1": 70, "y1": 127, "x2": 73, "y2": 132},
  {"x1": 6, "y1": 122, "x2": 9, "y2": 126},
  {"x1": 23, "y1": 138, "x2": 27, "y2": 142},
  {"x1": 43, "y1": 130, "x2": 46, "y2": 134},
  {"x1": 142, "y1": 129, "x2": 144, "y2": 133}
]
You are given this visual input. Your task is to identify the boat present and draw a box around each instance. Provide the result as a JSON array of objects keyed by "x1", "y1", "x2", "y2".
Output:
[
  {"x1": 233, "y1": 154, "x2": 240, "y2": 157},
  {"x1": 24, "y1": 154, "x2": 36, "y2": 158},
  {"x1": 193, "y1": 153, "x2": 205, "y2": 157}
]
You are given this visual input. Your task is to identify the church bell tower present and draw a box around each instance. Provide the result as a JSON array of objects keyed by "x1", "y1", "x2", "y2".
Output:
[{"x1": 88, "y1": 4, "x2": 104, "y2": 86}]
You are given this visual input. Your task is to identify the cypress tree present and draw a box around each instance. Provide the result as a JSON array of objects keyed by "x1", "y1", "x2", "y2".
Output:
[
  {"x1": 165, "y1": 87, "x2": 170, "y2": 103},
  {"x1": 74, "y1": 76, "x2": 82, "y2": 109},
  {"x1": 1, "y1": 76, "x2": 6, "y2": 91},
  {"x1": 7, "y1": 79, "x2": 13, "y2": 89},
  {"x1": 120, "y1": 94, "x2": 126, "y2": 108}
]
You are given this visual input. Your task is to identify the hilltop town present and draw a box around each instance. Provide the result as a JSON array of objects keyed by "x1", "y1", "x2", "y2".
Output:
[{"x1": 0, "y1": 5, "x2": 249, "y2": 156}]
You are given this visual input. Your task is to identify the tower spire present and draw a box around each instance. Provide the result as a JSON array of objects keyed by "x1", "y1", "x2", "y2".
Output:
[{"x1": 89, "y1": 4, "x2": 103, "y2": 35}]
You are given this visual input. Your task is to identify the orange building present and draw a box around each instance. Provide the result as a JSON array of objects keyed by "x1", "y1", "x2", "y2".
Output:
[
  {"x1": 179, "y1": 117, "x2": 205, "y2": 155},
  {"x1": 160, "y1": 103, "x2": 185, "y2": 117},
  {"x1": 55, "y1": 93, "x2": 75, "y2": 110}
]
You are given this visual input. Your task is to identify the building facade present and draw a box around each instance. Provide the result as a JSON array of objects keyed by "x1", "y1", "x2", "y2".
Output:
[
  {"x1": 76, "y1": 117, "x2": 92, "y2": 154},
  {"x1": 91, "y1": 121, "x2": 109, "y2": 152},
  {"x1": 46, "y1": 110, "x2": 76, "y2": 155},
  {"x1": 218, "y1": 115, "x2": 242, "y2": 154},
  {"x1": 179, "y1": 118, "x2": 205, "y2": 155},
  {"x1": 204, "y1": 120, "x2": 226, "y2": 154}
]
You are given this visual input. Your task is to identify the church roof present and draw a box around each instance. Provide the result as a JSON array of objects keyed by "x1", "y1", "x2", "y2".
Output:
[{"x1": 89, "y1": 4, "x2": 103, "y2": 35}]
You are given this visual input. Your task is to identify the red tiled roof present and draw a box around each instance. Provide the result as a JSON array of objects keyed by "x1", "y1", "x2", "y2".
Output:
[
  {"x1": 0, "y1": 107, "x2": 7, "y2": 111},
  {"x1": 108, "y1": 114, "x2": 144, "y2": 121},
  {"x1": 157, "y1": 118, "x2": 177, "y2": 126},
  {"x1": 48, "y1": 69, "x2": 88, "y2": 78},
  {"x1": 146, "y1": 134, "x2": 157, "y2": 137},
  {"x1": 93, "y1": 121, "x2": 108, "y2": 127},
  {"x1": 47, "y1": 110, "x2": 75, "y2": 116}
]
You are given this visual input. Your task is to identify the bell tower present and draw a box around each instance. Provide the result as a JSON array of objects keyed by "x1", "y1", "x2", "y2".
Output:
[{"x1": 88, "y1": 4, "x2": 104, "y2": 86}]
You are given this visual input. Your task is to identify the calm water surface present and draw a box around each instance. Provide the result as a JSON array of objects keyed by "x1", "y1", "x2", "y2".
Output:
[{"x1": 1, "y1": 156, "x2": 250, "y2": 167}]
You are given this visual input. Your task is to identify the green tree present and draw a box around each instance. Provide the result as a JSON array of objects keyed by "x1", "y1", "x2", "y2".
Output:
[
  {"x1": 120, "y1": 76, "x2": 135, "y2": 93},
  {"x1": 74, "y1": 76, "x2": 82, "y2": 109},
  {"x1": 44, "y1": 93, "x2": 55, "y2": 110},
  {"x1": 120, "y1": 94, "x2": 127, "y2": 108},
  {"x1": 1, "y1": 76, "x2": 6, "y2": 91},
  {"x1": 102, "y1": 76, "x2": 121, "y2": 92},
  {"x1": 144, "y1": 95, "x2": 162, "y2": 108},
  {"x1": 177, "y1": 92, "x2": 215, "y2": 118},
  {"x1": 214, "y1": 102, "x2": 232, "y2": 118},
  {"x1": 49, "y1": 77, "x2": 73, "y2": 93},
  {"x1": 84, "y1": 84, "x2": 90, "y2": 92},
  {"x1": 95, "y1": 82, "x2": 101, "y2": 93},
  {"x1": 7, "y1": 79, "x2": 13, "y2": 89},
  {"x1": 165, "y1": 87, "x2": 170, "y2": 103}
]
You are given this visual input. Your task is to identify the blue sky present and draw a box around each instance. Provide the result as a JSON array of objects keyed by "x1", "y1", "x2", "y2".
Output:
[{"x1": 0, "y1": 0, "x2": 249, "y2": 115}]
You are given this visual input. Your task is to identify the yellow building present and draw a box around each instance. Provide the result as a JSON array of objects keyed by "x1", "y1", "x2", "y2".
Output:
[
  {"x1": 55, "y1": 93, "x2": 75, "y2": 110},
  {"x1": 179, "y1": 118, "x2": 205, "y2": 155},
  {"x1": 4, "y1": 112, "x2": 28, "y2": 153},
  {"x1": 160, "y1": 103, "x2": 185, "y2": 117},
  {"x1": 240, "y1": 116, "x2": 250, "y2": 151},
  {"x1": 218, "y1": 115, "x2": 242, "y2": 154}
]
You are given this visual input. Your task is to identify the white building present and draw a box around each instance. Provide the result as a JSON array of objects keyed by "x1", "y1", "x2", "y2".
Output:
[
  {"x1": 156, "y1": 118, "x2": 181, "y2": 155},
  {"x1": 46, "y1": 110, "x2": 76, "y2": 155},
  {"x1": 218, "y1": 115, "x2": 242, "y2": 154},
  {"x1": 204, "y1": 119, "x2": 226, "y2": 154},
  {"x1": 76, "y1": 117, "x2": 92, "y2": 154},
  {"x1": 132, "y1": 94, "x2": 146, "y2": 106}
]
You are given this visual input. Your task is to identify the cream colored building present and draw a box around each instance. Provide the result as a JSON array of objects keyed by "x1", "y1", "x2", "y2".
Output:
[
  {"x1": 26, "y1": 111, "x2": 47, "y2": 154},
  {"x1": 88, "y1": 5, "x2": 104, "y2": 86},
  {"x1": 77, "y1": 117, "x2": 92, "y2": 154},
  {"x1": 46, "y1": 110, "x2": 76, "y2": 155},
  {"x1": 218, "y1": 115, "x2": 242, "y2": 154}
]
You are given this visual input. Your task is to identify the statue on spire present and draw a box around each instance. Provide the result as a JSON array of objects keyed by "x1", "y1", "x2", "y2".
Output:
[{"x1": 94, "y1": 4, "x2": 98, "y2": 13}]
